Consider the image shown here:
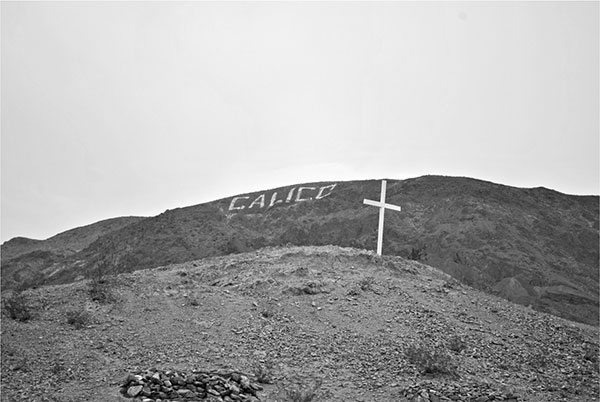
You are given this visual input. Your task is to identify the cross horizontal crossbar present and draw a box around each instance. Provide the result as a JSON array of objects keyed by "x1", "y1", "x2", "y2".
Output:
[
  {"x1": 362, "y1": 179, "x2": 402, "y2": 256},
  {"x1": 363, "y1": 199, "x2": 402, "y2": 212}
]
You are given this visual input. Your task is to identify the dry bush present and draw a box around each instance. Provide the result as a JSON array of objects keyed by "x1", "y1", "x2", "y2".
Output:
[
  {"x1": 583, "y1": 343, "x2": 599, "y2": 373},
  {"x1": 279, "y1": 378, "x2": 322, "y2": 402},
  {"x1": 3, "y1": 292, "x2": 32, "y2": 322},
  {"x1": 65, "y1": 308, "x2": 91, "y2": 329},
  {"x1": 252, "y1": 361, "x2": 275, "y2": 384},
  {"x1": 347, "y1": 276, "x2": 375, "y2": 296},
  {"x1": 261, "y1": 306, "x2": 277, "y2": 319},
  {"x1": 3, "y1": 345, "x2": 30, "y2": 372},
  {"x1": 286, "y1": 281, "x2": 329, "y2": 296},
  {"x1": 405, "y1": 344, "x2": 457, "y2": 376},
  {"x1": 584, "y1": 343, "x2": 599, "y2": 363},
  {"x1": 50, "y1": 361, "x2": 74, "y2": 382},
  {"x1": 358, "y1": 276, "x2": 375, "y2": 291},
  {"x1": 88, "y1": 259, "x2": 118, "y2": 304},
  {"x1": 447, "y1": 335, "x2": 467, "y2": 353},
  {"x1": 88, "y1": 273, "x2": 118, "y2": 304}
]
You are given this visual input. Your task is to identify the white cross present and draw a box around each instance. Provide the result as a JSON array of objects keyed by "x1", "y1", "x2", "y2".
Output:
[{"x1": 363, "y1": 179, "x2": 402, "y2": 256}]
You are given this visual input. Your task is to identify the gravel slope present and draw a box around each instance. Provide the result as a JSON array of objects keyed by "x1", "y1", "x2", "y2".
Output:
[{"x1": 1, "y1": 246, "x2": 598, "y2": 401}]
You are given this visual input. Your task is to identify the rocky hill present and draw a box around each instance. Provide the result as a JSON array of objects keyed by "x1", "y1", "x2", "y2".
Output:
[
  {"x1": 0, "y1": 216, "x2": 145, "y2": 289},
  {"x1": 1, "y1": 246, "x2": 598, "y2": 401},
  {"x1": 1, "y1": 176, "x2": 598, "y2": 325}
]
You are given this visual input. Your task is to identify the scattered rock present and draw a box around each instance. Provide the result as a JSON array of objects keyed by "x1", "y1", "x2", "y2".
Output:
[
  {"x1": 120, "y1": 369, "x2": 263, "y2": 401},
  {"x1": 127, "y1": 384, "x2": 143, "y2": 397}
]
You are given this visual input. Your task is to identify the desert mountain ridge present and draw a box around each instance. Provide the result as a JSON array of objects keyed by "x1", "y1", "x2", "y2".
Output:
[
  {"x1": 1, "y1": 216, "x2": 146, "y2": 263},
  {"x1": 1, "y1": 175, "x2": 598, "y2": 325}
]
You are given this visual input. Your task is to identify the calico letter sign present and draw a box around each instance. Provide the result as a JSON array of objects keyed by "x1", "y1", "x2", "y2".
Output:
[{"x1": 229, "y1": 183, "x2": 337, "y2": 211}]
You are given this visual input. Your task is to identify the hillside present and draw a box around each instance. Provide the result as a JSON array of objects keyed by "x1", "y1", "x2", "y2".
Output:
[
  {"x1": 1, "y1": 246, "x2": 598, "y2": 402},
  {"x1": 0, "y1": 216, "x2": 145, "y2": 289},
  {"x1": 1, "y1": 176, "x2": 598, "y2": 325}
]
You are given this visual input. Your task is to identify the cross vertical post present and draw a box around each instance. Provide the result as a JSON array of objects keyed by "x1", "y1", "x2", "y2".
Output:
[{"x1": 363, "y1": 179, "x2": 402, "y2": 256}]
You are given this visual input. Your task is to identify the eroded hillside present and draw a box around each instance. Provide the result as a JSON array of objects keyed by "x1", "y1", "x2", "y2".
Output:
[
  {"x1": 1, "y1": 246, "x2": 598, "y2": 402},
  {"x1": 2, "y1": 176, "x2": 598, "y2": 325},
  {"x1": 1, "y1": 216, "x2": 145, "y2": 289}
]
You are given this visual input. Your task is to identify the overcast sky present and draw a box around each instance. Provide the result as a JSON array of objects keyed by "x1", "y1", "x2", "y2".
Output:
[{"x1": 1, "y1": 1, "x2": 598, "y2": 242}]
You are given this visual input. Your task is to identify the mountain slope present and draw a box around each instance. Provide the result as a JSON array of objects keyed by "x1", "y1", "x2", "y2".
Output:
[
  {"x1": 1, "y1": 246, "x2": 598, "y2": 402},
  {"x1": 2, "y1": 176, "x2": 598, "y2": 325},
  {"x1": 0, "y1": 216, "x2": 145, "y2": 289}
]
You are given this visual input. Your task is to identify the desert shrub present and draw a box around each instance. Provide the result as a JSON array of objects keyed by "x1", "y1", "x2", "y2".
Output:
[
  {"x1": 584, "y1": 343, "x2": 599, "y2": 363},
  {"x1": 301, "y1": 281, "x2": 326, "y2": 295},
  {"x1": 88, "y1": 266, "x2": 118, "y2": 304},
  {"x1": 7, "y1": 356, "x2": 29, "y2": 372},
  {"x1": 447, "y1": 335, "x2": 466, "y2": 353},
  {"x1": 529, "y1": 347, "x2": 550, "y2": 370},
  {"x1": 405, "y1": 344, "x2": 456, "y2": 376},
  {"x1": 3, "y1": 346, "x2": 29, "y2": 372},
  {"x1": 65, "y1": 308, "x2": 91, "y2": 329},
  {"x1": 294, "y1": 267, "x2": 309, "y2": 277},
  {"x1": 347, "y1": 276, "x2": 375, "y2": 296},
  {"x1": 279, "y1": 378, "x2": 322, "y2": 402},
  {"x1": 87, "y1": 257, "x2": 119, "y2": 303},
  {"x1": 3, "y1": 292, "x2": 32, "y2": 322},
  {"x1": 583, "y1": 344, "x2": 599, "y2": 373},
  {"x1": 409, "y1": 246, "x2": 427, "y2": 261},
  {"x1": 50, "y1": 361, "x2": 74, "y2": 382},
  {"x1": 89, "y1": 278, "x2": 116, "y2": 303},
  {"x1": 261, "y1": 306, "x2": 277, "y2": 319},
  {"x1": 223, "y1": 235, "x2": 249, "y2": 254},
  {"x1": 358, "y1": 276, "x2": 375, "y2": 291},
  {"x1": 252, "y1": 361, "x2": 275, "y2": 384},
  {"x1": 286, "y1": 281, "x2": 329, "y2": 296}
]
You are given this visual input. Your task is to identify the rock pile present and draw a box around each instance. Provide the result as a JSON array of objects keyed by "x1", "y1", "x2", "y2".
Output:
[
  {"x1": 120, "y1": 369, "x2": 263, "y2": 401},
  {"x1": 399, "y1": 380, "x2": 519, "y2": 402}
]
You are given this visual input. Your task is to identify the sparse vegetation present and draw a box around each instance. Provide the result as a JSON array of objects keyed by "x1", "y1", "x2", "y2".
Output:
[
  {"x1": 358, "y1": 276, "x2": 375, "y2": 291},
  {"x1": 279, "y1": 378, "x2": 322, "y2": 402},
  {"x1": 347, "y1": 276, "x2": 375, "y2": 296},
  {"x1": 1, "y1": 246, "x2": 598, "y2": 401},
  {"x1": 286, "y1": 281, "x2": 329, "y2": 296},
  {"x1": 584, "y1": 344, "x2": 599, "y2": 373},
  {"x1": 584, "y1": 343, "x2": 599, "y2": 362},
  {"x1": 50, "y1": 361, "x2": 74, "y2": 382},
  {"x1": 261, "y1": 306, "x2": 277, "y2": 319},
  {"x1": 405, "y1": 344, "x2": 457, "y2": 376},
  {"x1": 447, "y1": 335, "x2": 466, "y2": 353},
  {"x1": 88, "y1": 260, "x2": 117, "y2": 303},
  {"x1": 3, "y1": 291, "x2": 32, "y2": 321},
  {"x1": 300, "y1": 281, "x2": 326, "y2": 295},
  {"x1": 7, "y1": 356, "x2": 29, "y2": 372},
  {"x1": 252, "y1": 361, "x2": 275, "y2": 384},
  {"x1": 529, "y1": 347, "x2": 550, "y2": 370},
  {"x1": 65, "y1": 308, "x2": 91, "y2": 329},
  {"x1": 409, "y1": 246, "x2": 427, "y2": 261},
  {"x1": 3, "y1": 346, "x2": 30, "y2": 372},
  {"x1": 88, "y1": 278, "x2": 116, "y2": 303}
]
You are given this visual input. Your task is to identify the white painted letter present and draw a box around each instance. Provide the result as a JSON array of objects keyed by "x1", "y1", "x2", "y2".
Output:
[
  {"x1": 315, "y1": 183, "x2": 337, "y2": 200},
  {"x1": 229, "y1": 196, "x2": 250, "y2": 211},
  {"x1": 248, "y1": 194, "x2": 266, "y2": 209},
  {"x1": 286, "y1": 187, "x2": 296, "y2": 203},
  {"x1": 269, "y1": 192, "x2": 284, "y2": 207},
  {"x1": 296, "y1": 187, "x2": 316, "y2": 202}
]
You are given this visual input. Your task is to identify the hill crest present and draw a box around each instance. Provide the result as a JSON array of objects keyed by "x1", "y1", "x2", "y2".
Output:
[{"x1": 1, "y1": 176, "x2": 598, "y2": 326}]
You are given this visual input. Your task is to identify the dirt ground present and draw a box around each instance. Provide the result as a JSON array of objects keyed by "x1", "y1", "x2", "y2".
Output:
[{"x1": 1, "y1": 246, "x2": 598, "y2": 401}]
